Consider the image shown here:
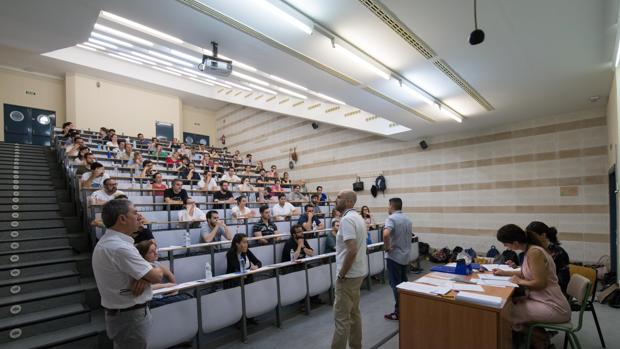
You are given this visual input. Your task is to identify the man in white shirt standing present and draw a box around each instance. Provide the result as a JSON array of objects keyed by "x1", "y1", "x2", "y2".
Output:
[
  {"x1": 92, "y1": 199, "x2": 164, "y2": 349},
  {"x1": 331, "y1": 190, "x2": 367, "y2": 349}
]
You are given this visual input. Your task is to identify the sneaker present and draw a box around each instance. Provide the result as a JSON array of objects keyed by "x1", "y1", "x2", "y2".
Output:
[{"x1": 384, "y1": 312, "x2": 399, "y2": 321}]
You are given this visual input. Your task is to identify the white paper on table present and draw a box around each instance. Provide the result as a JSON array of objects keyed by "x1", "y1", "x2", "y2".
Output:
[
  {"x1": 479, "y1": 274, "x2": 512, "y2": 281},
  {"x1": 481, "y1": 264, "x2": 520, "y2": 272},
  {"x1": 430, "y1": 286, "x2": 452, "y2": 295},
  {"x1": 479, "y1": 279, "x2": 518, "y2": 288},
  {"x1": 452, "y1": 283, "x2": 485, "y2": 292},
  {"x1": 416, "y1": 276, "x2": 454, "y2": 287},
  {"x1": 455, "y1": 291, "x2": 503, "y2": 308},
  {"x1": 397, "y1": 282, "x2": 442, "y2": 295},
  {"x1": 445, "y1": 262, "x2": 457, "y2": 267}
]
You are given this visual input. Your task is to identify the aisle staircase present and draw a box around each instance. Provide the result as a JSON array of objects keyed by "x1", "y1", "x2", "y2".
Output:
[{"x1": 0, "y1": 142, "x2": 105, "y2": 348}]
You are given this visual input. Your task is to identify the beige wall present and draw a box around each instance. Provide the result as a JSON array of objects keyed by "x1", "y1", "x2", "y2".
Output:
[
  {"x1": 217, "y1": 105, "x2": 610, "y2": 263},
  {"x1": 182, "y1": 105, "x2": 217, "y2": 145},
  {"x1": 0, "y1": 67, "x2": 66, "y2": 141},
  {"x1": 66, "y1": 73, "x2": 182, "y2": 139}
]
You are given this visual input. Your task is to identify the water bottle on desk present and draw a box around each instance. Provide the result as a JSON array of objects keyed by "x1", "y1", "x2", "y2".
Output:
[
  {"x1": 184, "y1": 231, "x2": 191, "y2": 247},
  {"x1": 290, "y1": 249, "x2": 296, "y2": 262},
  {"x1": 239, "y1": 256, "x2": 246, "y2": 273},
  {"x1": 204, "y1": 262, "x2": 212, "y2": 280}
]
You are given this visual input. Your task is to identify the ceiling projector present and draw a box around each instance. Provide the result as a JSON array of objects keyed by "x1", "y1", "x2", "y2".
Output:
[{"x1": 198, "y1": 41, "x2": 232, "y2": 76}]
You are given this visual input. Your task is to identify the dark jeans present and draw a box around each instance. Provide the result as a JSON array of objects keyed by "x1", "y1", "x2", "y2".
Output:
[{"x1": 386, "y1": 258, "x2": 408, "y2": 315}]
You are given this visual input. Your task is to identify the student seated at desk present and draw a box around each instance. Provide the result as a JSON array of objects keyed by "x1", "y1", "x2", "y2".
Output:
[
  {"x1": 164, "y1": 179, "x2": 188, "y2": 210},
  {"x1": 325, "y1": 219, "x2": 340, "y2": 253},
  {"x1": 180, "y1": 162, "x2": 201, "y2": 185},
  {"x1": 524, "y1": 221, "x2": 570, "y2": 294},
  {"x1": 201, "y1": 210, "x2": 234, "y2": 243},
  {"x1": 281, "y1": 224, "x2": 314, "y2": 262},
  {"x1": 494, "y1": 224, "x2": 570, "y2": 348},
  {"x1": 178, "y1": 198, "x2": 206, "y2": 228},
  {"x1": 150, "y1": 172, "x2": 167, "y2": 196},
  {"x1": 226, "y1": 233, "x2": 262, "y2": 273},
  {"x1": 231, "y1": 195, "x2": 257, "y2": 222},
  {"x1": 252, "y1": 205, "x2": 279, "y2": 245}
]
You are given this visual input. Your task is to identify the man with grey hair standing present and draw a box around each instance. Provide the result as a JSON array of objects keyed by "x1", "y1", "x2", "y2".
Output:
[
  {"x1": 92, "y1": 199, "x2": 164, "y2": 349},
  {"x1": 331, "y1": 190, "x2": 367, "y2": 349}
]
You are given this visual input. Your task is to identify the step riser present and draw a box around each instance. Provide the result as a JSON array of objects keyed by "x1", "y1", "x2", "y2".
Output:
[
  {"x1": 0, "y1": 228, "x2": 68, "y2": 240},
  {"x1": 1, "y1": 263, "x2": 77, "y2": 279},
  {"x1": 0, "y1": 238, "x2": 69, "y2": 252},
  {"x1": 0, "y1": 204, "x2": 60, "y2": 212},
  {"x1": 0, "y1": 213, "x2": 62, "y2": 221},
  {"x1": 0, "y1": 250, "x2": 73, "y2": 264},
  {"x1": 0, "y1": 198, "x2": 58, "y2": 205},
  {"x1": 0, "y1": 220, "x2": 65, "y2": 231},
  {"x1": 0, "y1": 276, "x2": 80, "y2": 298},
  {"x1": 0, "y1": 192, "x2": 57, "y2": 198},
  {"x1": 0, "y1": 293, "x2": 86, "y2": 318},
  {"x1": 0, "y1": 311, "x2": 90, "y2": 344}
]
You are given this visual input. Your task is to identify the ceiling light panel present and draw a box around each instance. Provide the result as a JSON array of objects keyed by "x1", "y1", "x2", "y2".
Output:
[
  {"x1": 88, "y1": 38, "x2": 118, "y2": 50},
  {"x1": 268, "y1": 75, "x2": 308, "y2": 91},
  {"x1": 332, "y1": 39, "x2": 390, "y2": 80},
  {"x1": 83, "y1": 42, "x2": 106, "y2": 50},
  {"x1": 277, "y1": 87, "x2": 307, "y2": 99},
  {"x1": 76, "y1": 44, "x2": 97, "y2": 52},
  {"x1": 190, "y1": 77, "x2": 215, "y2": 86},
  {"x1": 130, "y1": 51, "x2": 173, "y2": 66},
  {"x1": 255, "y1": 0, "x2": 313, "y2": 35},
  {"x1": 91, "y1": 32, "x2": 133, "y2": 47},
  {"x1": 100, "y1": 10, "x2": 184, "y2": 44},
  {"x1": 231, "y1": 71, "x2": 269, "y2": 86},
  {"x1": 248, "y1": 83, "x2": 277, "y2": 95},
  {"x1": 93, "y1": 23, "x2": 154, "y2": 46},
  {"x1": 115, "y1": 51, "x2": 156, "y2": 65},
  {"x1": 107, "y1": 52, "x2": 143, "y2": 65},
  {"x1": 170, "y1": 49, "x2": 203, "y2": 64},
  {"x1": 310, "y1": 92, "x2": 345, "y2": 105},
  {"x1": 148, "y1": 50, "x2": 194, "y2": 67},
  {"x1": 152, "y1": 65, "x2": 182, "y2": 76}
]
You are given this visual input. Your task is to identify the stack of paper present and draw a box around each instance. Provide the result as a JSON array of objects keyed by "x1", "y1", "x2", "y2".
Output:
[
  {"x1": 416, "y1": 276, "x2": 485, "y2": 292},
  {"x1": 455, "y1": 291, "x2": 503, "y2": 308},
  {"x1": 479, "y1": 274, "x2": 512, "y2": 281},
  {"x1": 481, "y1": 264, "x2": 520, "y2": 272},
  {"x1": 475, "y1": 279, "x2": 519, "y2": 288},
  {"x1": 397, "y1": 282, "x2": 439, "y2": 295},
  {"x1": 452, "y1": 283, "x2": 484, "y2": 292}
]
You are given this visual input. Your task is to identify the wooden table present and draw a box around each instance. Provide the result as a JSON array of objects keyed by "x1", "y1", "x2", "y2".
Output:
[{"x1": 399, "y1": 272, "x2": 514, "y2": 349}]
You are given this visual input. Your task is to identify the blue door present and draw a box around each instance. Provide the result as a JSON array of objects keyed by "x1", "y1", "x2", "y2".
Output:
[
  {"x1": 4, "y1": 104, "x2": 56, "y2": 145},
  {"x1": 155, "y1": 121, "x2": 174, "y2": 142}
]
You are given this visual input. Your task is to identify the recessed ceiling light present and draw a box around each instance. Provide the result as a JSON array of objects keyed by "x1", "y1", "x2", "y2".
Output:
[
  {"x1": 190, "y1": 77, "x2": 215, "y2": 86},
  {"x1": 83, "y1": 42, "x2": 106, "y2": 51},
  {"x1": 115, "y1": 52, "x2": 156, "y2": 65},
  {"x1": 231, "y1": 71, "x2": 269, "y2": 86},
  {"x1": 100, "y1": 11, "x2": 184, "y2": 44},
  {"x1": 88, "y1": 38, "x2": 118, "y2": 50},
  {"x1": 248, "y1": 83, "x2": 277, "y2": 95},
  {"x1": 107, "y1": 52, "x2": 143, "y2": 65},
  {"x1": 255, "y1": 0, "x2": 313, "y2": 35},
  {"x1": 92, "y1": 32, "x2": 133, "y2": 48},
  {"x1": 170, "y1": 49, "x2": 202, "y2": 64},
  {"x1": 76, "y1": 44, "x2": 97, "y2": 52},
  {"x1": 93, "y1": 23, "x2": 154, "y2": 46},
  {"x1": 277, "y1": 87, "x2": 307, "y2": 99},
  {"x1": 311, "y1": 92, "x2": 345, "y2": 105},
  {"x1": 131, "y1": 51, "x2": 172, "y2": 66},
  {"x1": 152, "y1": 65, "x2": 182, "y2": 76},
  {"x1": 269, "y1": 75, "x2": 308, "y2": 91},
  {"x1": 332, "y1": 40, "x2": 390, "y2": 80},
  {"x1": 148, "y1": 50, "x2": 194, "y2": 67}
]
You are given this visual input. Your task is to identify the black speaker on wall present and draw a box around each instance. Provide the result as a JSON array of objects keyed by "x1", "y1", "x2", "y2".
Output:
[
  {"x1": 311, "y1": 122, "x2": 319, "y2": 130},
  {"x1": 419, "y1": 140, "x2": 428, "y2": 150}
]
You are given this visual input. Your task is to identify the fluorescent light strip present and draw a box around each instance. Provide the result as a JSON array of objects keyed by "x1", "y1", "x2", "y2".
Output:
[
  {"x1": 269, "y1": 75, "x2": 308, "y2": 91},
  {"x1": 277, "y1": 87, "x2": 307, "y2": 99},
  {"x1": 402, "y1": 84, "x2": 434, "y2": 105},
  {"x1": 439, "y1": 106, "x2": 463, "y2": 123},
  {"x1": 211, "y1": 80, "x2": 233, "y2": 88},
  {"x1": 312, "y1": 92, "x2": 345, "y2": 105},
  {"x1": 93, "y1": 23, "x2": 154, "y2": 46},
  {"x1": 190, "y1": 77, "x2": 215, "y2": 86},
  {"x1": 333, "y1": 43, "x2": 390, "y2": 80},
  {"x1": 92, "y1": 32, "x2": 133, "y2": 47},
  {"x1": 100, "y1": 11, "x2": 184, "y2": 44},
  {"x1": 152, "y1": 65, "x2": 181, "y2": 76},
  {"x1": 616, "y1": 44, "x2": 620, "y2": 68},
  {"x1": 248, "y1": 83, "x2": 277, "y2": 95},
  {"x1": 107, "y1": 53, "x2": 143, "y2": 65},
  {"x1": 148, "y1": 50, "x2": 194, "y2": 67},
  {"x1": 219, "y1": 54, "x2": 257, "y2": 72},
  {"x1": 231, "y1": 71, "x2": 269, "y2": 86},
  {"x1": 88, "y1": 38, "x2": 118, "y2": 50},
  {"x1": 76, "y1": 44, "x2": 97, "y2": 52},
  {"x1": 220, "y1": 80, "x2": 252, "y2": 91},
  {"x1": 115, "y1": 52, "x2": 156, "y2": 65},
  {"x1": 170, "y1": 49, "x2": 202, "y2": 64},
  {"x1": 181, "y1": 68, "x2": 217, "y2": 80},
  {"x1": 167, "y1": 66, "x2": 196, "y2": 77},
  {"x1": 82, "y1": 42, "x2": 106, "y2": 50},
  {"x1": 131, "y1": 51, "x2": 172, "y2": 66},
  {"x1": 256, "y1": 0, "x2": 313, "y2": 35}
]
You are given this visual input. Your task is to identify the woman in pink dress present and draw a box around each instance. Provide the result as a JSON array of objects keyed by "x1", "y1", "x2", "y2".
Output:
[{"x1": 494, "y1": 224, "x2": 571, "y2": 348}]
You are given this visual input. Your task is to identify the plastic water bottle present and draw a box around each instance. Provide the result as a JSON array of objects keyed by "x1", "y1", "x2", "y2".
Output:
[
  {"x1": 204, "y1": 262, "x2": 212, "y2": 280},
  {"x1": 239, "y1": 256, "x2": 246, "y2": 273},
  {"x1": 113, "y1": 162, "x2": 119, "y2": 177},
  {"x1": 184, "y1": 231, "x2": 191, "y2": 247},
  {"x1": 290, "y1": 249, "x2": 296, "y2": 262}
]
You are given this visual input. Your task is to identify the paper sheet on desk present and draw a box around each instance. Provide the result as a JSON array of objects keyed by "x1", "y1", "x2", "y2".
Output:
[
  {"x1": 481, "y1": 264, "x2": 520, "y2": 272},
  {"x1": 415, "y1": 277, "x2": 485, "y2": 292},
  {"x1": 479, "y1": 274, "x2": 512, "y2": 281},
  {"x1": 474, "y1": 279, "x2": 519, "y2": 288},
  {"x1": 452, "y1": 283, "x2": 484, "y2": 292},
  {"x1": 397, "y1": 282, "x2": 444, "y2": 295},
  {"x1": 416, "y1": 276, "x2": 453, "y2": 287},
  {"x1": 455, "y1": 291, "x2": 503, "y2": 308}
]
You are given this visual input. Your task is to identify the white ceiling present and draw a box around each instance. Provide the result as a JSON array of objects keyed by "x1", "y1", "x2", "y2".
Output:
[{"x1": 0, "y1": 0, "x2": 617, "y2": 138}]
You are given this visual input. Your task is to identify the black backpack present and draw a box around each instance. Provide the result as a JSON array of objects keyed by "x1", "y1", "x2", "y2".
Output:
[
  {"x1": 430, "y1": 247, "x2": 451, "y2": 263},
  {"x1": 450, "y1": 246, "x2": 464, "y2": 262},
  {"x1": 486, "y1": 245, "x2": 500, "y2": 258},
  {"x1": 375, "y1": 175, "x2": 386, "y2": 194}
]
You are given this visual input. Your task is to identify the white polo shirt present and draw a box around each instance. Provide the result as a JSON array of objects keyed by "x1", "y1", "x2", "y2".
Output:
[
  {"x1": 271, "y1": 202, "x2": 295, "y2": 217},
  {"x1": 92, "y1": 229, "x2": 153, "y2": 309},
  {"x1": 336, "y1": 209, "x2": 368, "y2": 278},
  {"x1": 90, "y1": 189, "x2": 126, "y2": 203}
]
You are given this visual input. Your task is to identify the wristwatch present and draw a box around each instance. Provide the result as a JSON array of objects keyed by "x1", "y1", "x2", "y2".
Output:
[{"x1": 337, "y1": 273, "x2": 345, "y2": 280}]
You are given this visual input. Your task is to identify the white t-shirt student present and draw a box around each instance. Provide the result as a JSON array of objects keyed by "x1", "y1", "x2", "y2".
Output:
[
  {"x1": 178, "y1": 206, "x2": 206, "y2": 222},
  {"x1": 231, "y1": 206, "x2": 254, "y2": 222},
  {"x1": 271, "y1": 202, "x2": 295, "y2": 218},
  {"x1": 81, "y1": 172, "x2": 110, "y2": 189}
]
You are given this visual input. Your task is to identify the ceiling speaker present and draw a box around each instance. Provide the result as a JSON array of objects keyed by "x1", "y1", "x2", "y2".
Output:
[
  {"x1": 311, "y1": 122, "x2": 319, "y2": 130},
  {"x1": 419, "y1": 140, "x2": 428, "y2": 150}
]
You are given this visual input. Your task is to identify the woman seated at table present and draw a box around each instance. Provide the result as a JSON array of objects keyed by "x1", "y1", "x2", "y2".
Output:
[
  {"x1": 525, "y1": 221, "x2": 570, "y2": 294},
  {"x1": 150, "y1": 172, "x2": 167, "y2": 196},
  {"x1": 270, "y1": 179, "x2": 284, "y2": 193},
  {"x1": 225, "y1": 233, "x2": 262, "y2": 287},
  {"x1": 231, "y1": 195, "x2": 257, "y2": 222},
  {"x1": 493, "y1": 224, "x2": 570, "y2": 348},
  {"x1": 239, "y1": 177, "x2": 256, "y2": 192},
  {"x1": 281, "y1": 171, "x2": 291, "y2": 185},
  {"x1": 178, "y1": 198, "x2": 206, "y2": 228}
]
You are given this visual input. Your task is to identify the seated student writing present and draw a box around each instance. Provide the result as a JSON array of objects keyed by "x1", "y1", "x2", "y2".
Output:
[
  {"x1": 524, "y1": 221, "x2": 570, "y2": 294},
  {"x1": 493, "y1": 224, "x2": 570, "y2": 348}
]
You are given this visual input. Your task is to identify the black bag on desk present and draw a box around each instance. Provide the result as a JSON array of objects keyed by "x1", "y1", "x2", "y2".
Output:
[{"x1": 352, "y1": 177, "x2": 364, "y2": 192}]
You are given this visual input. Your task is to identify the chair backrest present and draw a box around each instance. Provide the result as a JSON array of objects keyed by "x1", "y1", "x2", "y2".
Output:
[
  {"x1": 569, "y1": 264, "x2": 597, "y2": 302},
  {"x1": 566, "y1": 273, "x2": 591, "y2": 332}
]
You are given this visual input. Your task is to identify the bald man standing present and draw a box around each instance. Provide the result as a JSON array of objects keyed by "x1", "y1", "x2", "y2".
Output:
[{"x1": 331, "y1": 191, "x2": 368, "y2": 349}]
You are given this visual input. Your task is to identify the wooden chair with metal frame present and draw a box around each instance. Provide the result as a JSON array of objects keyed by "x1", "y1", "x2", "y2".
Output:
[
  {"x1": 525, "y1": 273, "x2": 591, "y2": 349},
  {"x1": 567, "y1": 264, "x2": 605, "y2": 348}
]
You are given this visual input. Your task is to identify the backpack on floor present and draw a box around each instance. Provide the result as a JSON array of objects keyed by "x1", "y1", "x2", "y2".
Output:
[
  {"x1": 494, "y1": 249, "x2": 519, "y2": 266},
  {"x1": 450, "y1": 246, "x2": 464, "y2": 262},
  {"x1": 430, "y1": 247, "x2": 451, "y2": 263},
  {"x1": 464, "y1": 248, "x2": 477, "y2": 259},
  {"x1": 486, "y1": 245, "x2": 500, "y2": 258}
]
